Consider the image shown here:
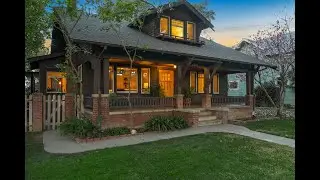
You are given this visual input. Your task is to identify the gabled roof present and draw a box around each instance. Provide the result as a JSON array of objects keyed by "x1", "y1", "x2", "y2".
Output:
[
  {"x1": 53, "y1": 9, "x2": 276, "y2": 69},
  {"x1": 142, "y1": 0, "x2": 214, "y2": 29}
]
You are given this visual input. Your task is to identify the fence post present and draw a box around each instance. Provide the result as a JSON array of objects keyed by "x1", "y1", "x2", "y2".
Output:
[
  {"x1": 32, "y1": 93, "x2": 43, "y2": 132},
  {"x1": 65, "y1": 93, "x2": 75, "y2": 119}
]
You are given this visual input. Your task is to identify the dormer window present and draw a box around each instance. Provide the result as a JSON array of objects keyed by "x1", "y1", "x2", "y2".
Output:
[
  {"x1": 160, "y1": 16, "x2": 169, "y2": 35},
  {"x1": 187, "y1": 22, "x2": 195, "y2": 40},
  {"x1": 171, "y1": 19, "x2": 184, "y2": 39}
]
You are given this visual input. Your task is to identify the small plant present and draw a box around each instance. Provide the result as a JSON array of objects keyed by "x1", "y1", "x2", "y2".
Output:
[
  {"x1": 150, "y1": 84, "x2": 165, "y2": 97},
  {"x1": 182, "y1": 87, "x2": 194, "y2": 99},
  {"x1": 102, "y1": 127, "x2": 131, "y2": 136},
  {"x1": 144, "y1": 115, "x2": 189, "y2": 132}
]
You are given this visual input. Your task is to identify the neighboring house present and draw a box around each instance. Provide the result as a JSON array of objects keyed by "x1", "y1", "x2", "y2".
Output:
[
  {"x1": 228, "y1": 33, "x2": 295, "y2": 105},
  {"x1": 27, "y1": 1, "x2": 275, "y2": 127}
]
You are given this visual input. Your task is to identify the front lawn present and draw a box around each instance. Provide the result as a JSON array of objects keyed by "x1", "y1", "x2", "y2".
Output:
[
  {"x1": 26, "y1": 132, "x2": 294, "y2": 180},
  {"x1": 245, "y1": 119, "x2": 295, "y2": 139}
]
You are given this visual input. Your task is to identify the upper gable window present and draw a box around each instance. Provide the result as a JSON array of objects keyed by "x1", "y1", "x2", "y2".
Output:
[
  {"x1": 171, "y1": 19, "x2": 184, "y2": 39},
  {"x1": 187, "y1": 22, "x2": 195, "y2": 40},
  {"x1": 160, "y1": 17, "x2": 169, "y2": 35}
]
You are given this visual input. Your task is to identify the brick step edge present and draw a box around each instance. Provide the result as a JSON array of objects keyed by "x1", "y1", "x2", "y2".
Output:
[{"x1": 74, "y1": 133, "x2": 142, "y2": 143}]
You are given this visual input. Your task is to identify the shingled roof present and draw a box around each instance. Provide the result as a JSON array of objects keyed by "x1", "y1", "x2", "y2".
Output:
[{"x1": 59, "y1": 13, "x2": 275, "y2": 68}]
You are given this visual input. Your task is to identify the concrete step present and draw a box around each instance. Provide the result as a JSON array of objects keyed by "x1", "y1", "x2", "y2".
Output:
[
  {"x1": 199, "y1": 111, "x2": 212, "y2": 116},
  {"x1": 199, "y1": 116, "x2": 217, "y2": 121},
  {"x1": 198, "y1": 120, "x2": 223, "y2": 126}
]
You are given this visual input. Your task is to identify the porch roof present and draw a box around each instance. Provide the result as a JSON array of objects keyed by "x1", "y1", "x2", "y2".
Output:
[{"x1": 60, "y1": 15, "x2": 276, "y2": 69}]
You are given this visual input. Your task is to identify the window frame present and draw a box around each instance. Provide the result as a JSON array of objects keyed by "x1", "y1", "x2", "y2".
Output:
[
  {"x1": 228, "y1": 80, "x2": 239, "y2": 90},
  {"x1": 170, "y1": 18, "x2": 185, "y2": 39},
  {"x1": 186, "y1": 21, "x2": 196, "y2": 41},
  {"x1": 109, "y1": 66, "x2": 114, "y2": 93},
  {"x1": 160, "y1": 16, "x2": 170, "y2": 36},
  {"x1": 189, "y1": 71, "x2": 197, "y2": 94},
  {"x1": 213, "y1": 74, "x2": 220, "y2": 94},
  {"x1": 46, "y1": 71, "x2": 67, "y2": 93},
  {"x1": 197, "y1": 72, "x2": 205, "y2": 94},
  {"x1": 116, "y1": 67, "x2": 138, "y2": 93},
  {"x1": 141, "y1": 68, "x2": 151, "y2": 94}
]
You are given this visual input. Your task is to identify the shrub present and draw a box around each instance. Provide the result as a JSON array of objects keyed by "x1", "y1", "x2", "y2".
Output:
[
  {"x1": 254, "y1": 81, "x2": 279, "y2": 107},
  {"x1": 102, "y1": 127, "x2": 130, "y2": 136},
  {"x1": 144, "y1": 115, "x2": 189, "y2": 132},
  {"x1": 59, "y1": 116, "x2": 100, "y2": 138}
]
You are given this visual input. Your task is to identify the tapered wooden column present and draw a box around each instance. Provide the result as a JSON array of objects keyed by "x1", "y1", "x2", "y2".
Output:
[
  {"x1": 174, "y1": 64, "x2": 183, "y2": 109},
  {"x1": 103, "y1": 58, "x2": 109, "y2": 94},
  {"x1": 202, "y1": 67, "x2": 212, "y2": 108},
  {"x1": 246, "y1": 71, "x2": 254, "y2": 107},
  {"x1": 93, "y1": 58, "x2": 101, "y2": 94}
]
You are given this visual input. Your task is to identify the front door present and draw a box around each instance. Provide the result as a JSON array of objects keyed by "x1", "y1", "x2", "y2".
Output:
[{"x1": 159, "y1": 70, "x2": 174, "y2": 97}]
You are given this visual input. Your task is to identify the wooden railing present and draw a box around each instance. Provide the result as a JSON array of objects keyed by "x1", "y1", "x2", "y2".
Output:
[
  {"x1": 109, "y1": 97, "x2": 175, "y2": 109},
  {"x1": 211, "y1": 96, "x2": 246, "y2": 106}
]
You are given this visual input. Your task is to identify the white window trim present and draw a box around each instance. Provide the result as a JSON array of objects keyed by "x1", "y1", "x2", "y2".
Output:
[
  {"x1": 213, "y1": 74, "x2": 220, "y2": 94},
  {"x1": 160, "y1": 15, "x2": 170, "y2": 36},
  {"x1": 116, "y1": 67, "x2": 138, "y2": 93},
  {"x1": 141, "y1": 68, "x2": 151, "y2": 94},
  {"x1": 186, "y1": 21, "x2": 196, "y2": 41},
  {"x1": 228, "y1": 80, "x2": 239, "y2": 90},
  {"x1": 189, "y1": 71, "x2": 197, "y2": 94},
  {"x1": 171, "y1": 18, "x2": 184, "y2": 39}
]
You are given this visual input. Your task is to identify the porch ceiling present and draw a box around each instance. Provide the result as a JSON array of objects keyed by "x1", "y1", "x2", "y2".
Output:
[{"x1": 110, "y1": 57, "x2": 175, "y2": 68}]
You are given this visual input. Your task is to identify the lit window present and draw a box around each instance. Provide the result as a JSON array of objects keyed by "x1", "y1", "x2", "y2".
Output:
[
  {"x1": 109, "y1": 66, "x2": 114, "y2": 93},
  {"x1": 171, "y1": 19, "x2": 184, "y2": 39},
  {"x1": 160, "y1": 17, "x2": 169, "y2": 35},
  {"x1": 46, "y1": 71, "x2": 67, "y2": 93},
  {"x1": 187, "y1": 22, "x2": 195, "y2": 40},
  {"x1": 213, "y1": 74, "x2": 219, "y2": 94},
  {"x1": 141, "y1": 68, "x2": 150, "y2": 94},
  {"x1": 229, "y1": 81, "x2": 239, "y2": 90},
  {"x1": 116, "y1": 67, "x2": 138, "y2": 93},
  {"x1": 197, "y1": 73, "x2": 204, "y2": 93},
  {"x1": 190, "y1": 71, "x2": 197, "y2": 93}
]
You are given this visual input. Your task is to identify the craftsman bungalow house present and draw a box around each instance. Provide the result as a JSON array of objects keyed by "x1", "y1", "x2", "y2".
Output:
[{"x1": 28, "y1": 1, "x2": 275, "y2": 127}]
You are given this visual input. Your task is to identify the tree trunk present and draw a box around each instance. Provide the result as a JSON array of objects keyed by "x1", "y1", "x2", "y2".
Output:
[{"x1": 277, "y1": 81, "x2": 286, "y2": 118}]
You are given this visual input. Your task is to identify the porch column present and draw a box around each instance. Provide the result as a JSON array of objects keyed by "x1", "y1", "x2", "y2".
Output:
[
  {"x1": 103, "y1": 58, "x2": 109, "y2": 94},
  {"x1": 93, "y1": 58, "x2": 101, "y2": 94},
  {"x1": 245, "y1": 71, "x2": 254, "y2": 107},
  {"x1": 174, "y1": 64, "x2": 183, "y2": 109},
  {"x1": 202, "y1": 67, "x2": 212, "y2": 108}
]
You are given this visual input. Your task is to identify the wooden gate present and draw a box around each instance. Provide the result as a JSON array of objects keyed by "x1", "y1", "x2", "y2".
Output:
[{"x1": 44, "y1": 94, "x2": 66, "y2": 130}]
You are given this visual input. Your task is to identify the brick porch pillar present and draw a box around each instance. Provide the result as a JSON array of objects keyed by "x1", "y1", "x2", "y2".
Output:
[
  {"x1": 65, "y1": 93, "x2": 75, "y2": 119},
  {"x1": 92, "y1": 94, "x2": 109, "y2": 128},
  {"x1": 175, "y1": 94, "x2": 184, "y2": 109},
  {"x1": 32, "y1": 93, "x2": 43, "y2": 132}
]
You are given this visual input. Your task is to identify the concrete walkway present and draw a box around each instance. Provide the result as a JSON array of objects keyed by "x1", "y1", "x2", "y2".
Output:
[{"x1": 43, "y1": 124, "x2": 295, "y2": 154}]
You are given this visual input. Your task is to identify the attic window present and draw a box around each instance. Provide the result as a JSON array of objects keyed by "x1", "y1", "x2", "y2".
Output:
[
  {"x1": 171, "y1": 19, "x2": 184, "y2": 39},
  {"x1": 160, "y1": 16, "x2": 169, "y2": 35},
  {"x1": 187, "y1": 22, "x2": 195, "y2": 40}
]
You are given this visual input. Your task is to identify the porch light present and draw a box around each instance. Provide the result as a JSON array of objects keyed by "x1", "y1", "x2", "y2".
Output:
[
  {"x1": 58, "y1": 81, "x2": 62, "y2": 85},
  {"x1": 173, "y1": 65, "x2": 177, "y2": 68}
]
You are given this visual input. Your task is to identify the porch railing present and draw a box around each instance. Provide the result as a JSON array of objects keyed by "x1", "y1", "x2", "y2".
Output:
[
  {"x1": 109, "y1": 97, "x2": 175, "y2": 109},
  {"x1": 211, "y1": 96, "x2": 246, "y2": 106}
]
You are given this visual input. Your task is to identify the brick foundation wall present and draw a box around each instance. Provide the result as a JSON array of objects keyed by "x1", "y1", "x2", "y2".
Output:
[
  {"x1": 32, "y1": 93, "x2": 43, "y2": 132},
  {"x1": 228, "y1": 106, "x2": 253, "y2": 120}
]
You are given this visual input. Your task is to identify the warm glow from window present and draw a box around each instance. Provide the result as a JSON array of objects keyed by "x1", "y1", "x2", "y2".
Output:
[
  {"x1": 46, "y1": 71, "x2": 67, "y2": 93},
  {"x1": 187, "y1": 22, "x2": 195, "y2": 40},
  {"x1": 213, "y1": 74, "x2": 219, "y2": 94},
  {"x1": 160, "y1": 17, "x2": 169, "y2": 35},
  {"x1": 141, "y1": 68, "x2": 150, "y2": 94},
  {"x1": 197, "y1": 73, "x2": 204, "y2": 93},
  {"x1": 116, "y1": 67, "x2": 138, "y2": 93},
  {"x1": 190, "y1": 71, "x2": 197, "y2": 93},
  {"x1": 171, "y1": 19, "x2": 184, "y2": 39},
  {"x1": 109, "y1": 66, "x2": 114, "y2": 93}
]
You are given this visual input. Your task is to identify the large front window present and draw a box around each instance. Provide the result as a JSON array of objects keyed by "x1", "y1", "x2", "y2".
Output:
[
  {"x1": 46, "y1": 71, "x2": 67, "y2": 93},
  {"x1": 171, "y1": 19, "x2": 184, "y2": 39},
  {"x1": 190, "y1": 71, "x2": 197, "y2": 93},
  {"x1": 197, "y1": 73, "x2": 204, "y2": 93},
  {"x1": 213, "y1": 74, "x2": 219, "y2": 94},
  {"x1": 141, "y1": 68, "x2": 150, "y2": 94},
  {"x1": 116, "y1": 67, "x2": 138, "y2": 93}
]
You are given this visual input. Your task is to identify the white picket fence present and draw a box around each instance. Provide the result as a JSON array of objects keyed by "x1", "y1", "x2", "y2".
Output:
[{"x1": 25, "y1": 94, "x2": 84, "y2": 132}]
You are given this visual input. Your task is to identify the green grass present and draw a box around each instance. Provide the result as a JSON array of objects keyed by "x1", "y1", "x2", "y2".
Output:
[
  {"x1": 26, "y1": 132, "x2": 294, "y2": 180},
  {"x1": 245, "y1": 119, "x2": 295, "y2": 139}
]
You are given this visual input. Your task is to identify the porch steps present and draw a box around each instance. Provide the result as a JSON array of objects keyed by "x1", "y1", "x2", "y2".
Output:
[{"x1": 197, "y1": 110, "x2": 222, "y2": 127}]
